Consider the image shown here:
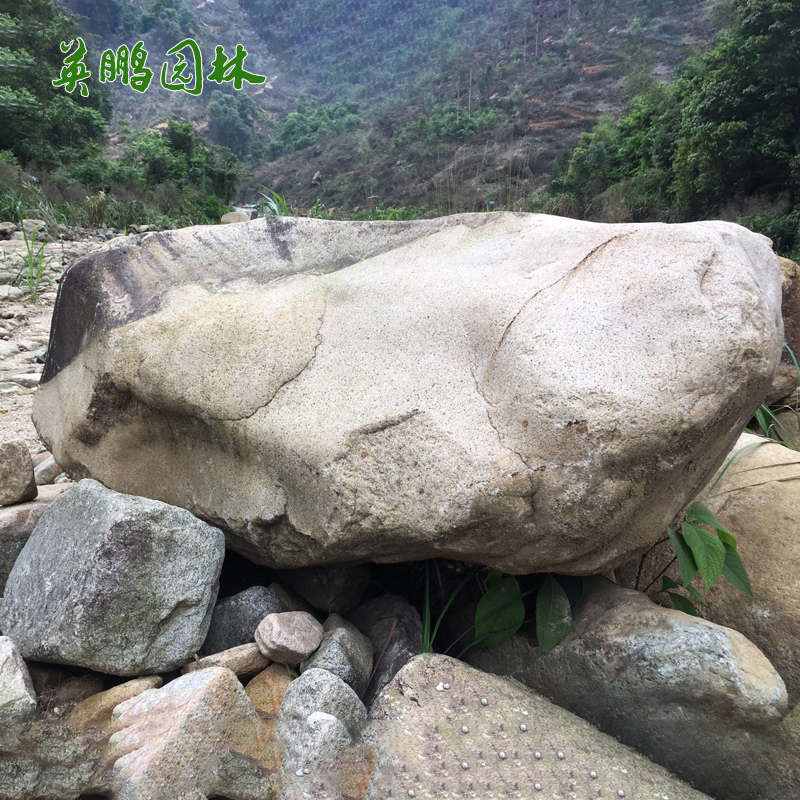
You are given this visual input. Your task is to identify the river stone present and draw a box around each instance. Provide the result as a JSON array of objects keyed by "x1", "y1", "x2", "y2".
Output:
[
  {"x1": 0, "y1": 479, "x2": 225, "y2": 675},
  {"x1": 109, "y1": 667, "x2": 274, "y2": 800},
  {"x1": 201, "y1": 585, "x2": 287, "y2": 655},
  {"x1": 468, "y1": 578, "x2": 788, "y2": 799},
  {"x1": 364, "y1": 653, "x2": 712, "y2": 800},
  {"x1": 255, "y1": 611, "x2": 324, "y2": 665},
  {"x1": 0, "y1": 440, "x2": 37, "y2": 506},
  {"x1": 0, "y1": 482, "x2": 73, "y2": 594},
  {"x1": 0, "y1": 636, "x2": 36, "y2": 724},
  {"x1": 300, "y1": 613, "x2": 374, "y2": 697},
  {"x1": 348, "y1": 594, "x2": 422, "y2": 707},
  {"x1": 32, "y1": 214, "x2": 784, "y2": 574}
]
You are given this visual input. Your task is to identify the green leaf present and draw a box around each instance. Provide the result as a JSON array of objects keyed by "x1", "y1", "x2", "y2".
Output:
[
  {"x1": 668, "y1": 592, "x2": 699, "y2": 616},
  {"x1": 661, "y1": 576, "x2": 682, "y2": 591},
  {"x1": 686, "y1": 502, "x2": 735, "y2": 544},
  {"x1": 681, "y1": 522, "x2": 726, "y2": 589},
  {"x1": 685, "y1": 583, "x2": 706, "y2": 605},
  {"x1": 536, "y1": 575, "x2": 572, "y2": 652},
  {"x1": 721, "y1": 543, "x2": 754, "y2": 597},
  {"x1": 473, "y1": 573, "x2": 525, "y2": 649},
  {"x1": 668, "y1": 529, "x2": 698, "y2": 586}
]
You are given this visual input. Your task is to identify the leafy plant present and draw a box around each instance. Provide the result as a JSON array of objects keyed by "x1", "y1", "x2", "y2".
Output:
[
  {"x1": 14, "y1": 215, "x2": 53, "y2": 303},
  {"x1": 650, "y1": 501, "x2": 753, "y2": 616},
  {"x1": 258, "y1": 187, "x2": 291, "y2": 217}
]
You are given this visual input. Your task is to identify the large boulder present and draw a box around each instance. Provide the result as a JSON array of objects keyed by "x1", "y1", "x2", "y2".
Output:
[
  {"x1": 362, "y1": 654, "x2": 712, "y2": 800},
  {"x1": 0, "y1": 479, "x2": 225, "y2": 675},
  {"x1": 768, "y1": 255, "x2": 800, "y2": 402},
  {"x1": 467, "y1": 579, "x2": 790, "y2": 800},
  {"x1": 33, "y1": 214, "x2": 783, "y2": 573}
]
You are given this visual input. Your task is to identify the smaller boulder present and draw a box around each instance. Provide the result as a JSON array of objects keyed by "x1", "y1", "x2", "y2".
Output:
[
  {"x1": 220, "y1": 211, "x2": 249, "y2": 224},
  {"x1": 0, "y1": 441, "x2": 37, "y2": 506},
  {"x1": 348, "y1": 594, "x2": 422, "y2": 707},
  {"x1": 255, "y1": 611, "x2": 323, "y2": 665},
  {"x1": 33, "y1": 455, "x2": 62, "y2": 486},
  {"x1": 0, "y1": 636, "x2": 36, "y2": 724},
  {"x1": 0, "y1": 479, "x2": 225, "y2": 675},
  {"x1": 183, "y1": 643, "x2": 270, "y2": 677},
  {"x1": 276, "y1": 564, "x2": 371, "y2": 615},
  {"x1": 300, "y1": 614, "x2": 373, "y2": 697},
  {"x1": 201, "y1": 585, "x2": 287, "y2": 655}
]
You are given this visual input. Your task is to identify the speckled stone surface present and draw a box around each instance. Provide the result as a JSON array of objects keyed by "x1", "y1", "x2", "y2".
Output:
[
  {"x1": 33, "y1": 214, "x2": 783, "y2": 574},
  {"x1": 0, "y1": 479, "x2": 225, "y2": 675},
  {"x1": 363, "y1": 654, "x2": 712, "y2": 800}
]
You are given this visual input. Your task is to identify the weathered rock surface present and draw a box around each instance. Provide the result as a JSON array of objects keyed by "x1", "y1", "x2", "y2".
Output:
[
  {"x1": 276, "y1": 564, "x2": 371, "y2": 614},
  {"x1": 468, "y1": 579, "x2": 790, "y2": 799},
  {"x1": 0, "y1": 636, "x2": 36, "y2": 724},
  {"x1": 0, "y1": 440, "x2": 36, "y2": 505},
  {"x1": 277, "y1": 667, "x2": 367, "y2": 772},
  {"x1": 201, "y1": 585, "x2": 287, "y2": 655},
  {"x1": 183, "y1": 642, "x2": 270, "y2": 677},
  {"x1": 33, "y1": 455, "x2": 62, "y2": 485},
  {"x1": 0, "y1": 482, "x2": 73, "y2": 594},
  {"x1": 109, "y1": 667, "x2": 275, "y2": 800},
  {"x1": 348, "y1": 594, "x2": 422, "y2": 707},
  {"x1": 34, "y1": 214, "x2": 783, "y2": 573},
  {"x1": 255, "y1": 611, "x2": 324, "y2": 665},
  {"x1": 300, "y1": 613, "x2": 374, "y2": 697},
  {"x1": 364, "y1": 653, "x2": 712, "y2": 800},
  {"x1": 768, "y1": 255, "x2": 800, "y2": 402},
  {"x1": 0, "y1": 479, "x2": 225, "y2": 675},
  {"x1": 619, "y1": 432, "x2": 800, "y2": 706}
]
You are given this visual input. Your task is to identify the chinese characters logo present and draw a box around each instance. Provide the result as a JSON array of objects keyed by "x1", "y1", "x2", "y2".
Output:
[{"x1": 52, "y1": 38, "x2": 266, "y2": 95}]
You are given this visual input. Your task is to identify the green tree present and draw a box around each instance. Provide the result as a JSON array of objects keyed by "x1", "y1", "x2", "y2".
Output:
[{"x1": 0, "y1": 0, "x2": 109, "y2": 166}]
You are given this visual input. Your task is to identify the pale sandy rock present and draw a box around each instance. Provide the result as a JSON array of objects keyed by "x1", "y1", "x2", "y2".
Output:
[
  {"x1": 255, "y1": 611, "x2": 324, "y2": 665},
  {"x1": 0, "y1": 482, "x2": 73, "y2": 593},
  {"x1": 220, "y1": 211, "x2": 250, "y2": 224},
  {"x1": 33, "y1": 454, "x2": 61, "y2": 485},
  {"x1": 33, "y1": 214, "x2": 783, "y2": 574},
  {"x1": 361, "y1": 654, "x2": 712, "y2": 800},
  {"x1": 0, "y1": 439, "x2": 36, "y2": 506},
  {"x1": 182, "y1": 642, "x2": 270, "y2": 676},
  {"x1": 245, "y1": 662, "x2": 293, "y2": 715},
  {"x1": 67, "y1": 676, "x2": 162, "y2": 732},
  {"x1": 109, "y1": 666, "x2": 274, "y2": 800},
  {"x1": 618, "y1": 433, "x2": 800, "y2": 706}
]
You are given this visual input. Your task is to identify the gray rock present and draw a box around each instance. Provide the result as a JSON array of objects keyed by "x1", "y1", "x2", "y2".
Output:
[
  {"x1": 0, "y1": 440, "x2": 37, "y2": 506},
  {"x1": 276, "y1": 564, "x2": 371, "y2": 614},
  {"x1": 348, "y1": 594, "x2": 422, "y2": 707},
  {"x1": 0, "y1": 270, "x2": 15, "y2": 284},
  {"x1": 0, "y1": 485, "x2": 71, "y2": 595},
  {"x1": 33, "y1": 215, "x2": 784, "y2": 575},
  {"x1": 33, "y1": 455, "x2": 62, "y2": 486},
  {"x1": 201, "y1": 585, "x2": 287, "y2": 655},
  {"x1": 255, "y1": 611, "x2": 323, "y2": 665},
  {"x1": 0, "y1": 636, "x2": 36, "y2": 723},
  {"x1": 0, "y1": 479, "x2": 225, "y2": 675},
  {"x1": 0, "y1": 285, "x2": 24, "y2": 300},
  {"x1": 278, "y1": 667, "x2": 367, "y2": 768},
  {"x1": 34, "y1": 347, "x2": 47, "y2": 363},
  {"x1": 21, "y1": 219, "x2": 46, "y2": 235},
  {"x1": 0, "y1": 222, "x2": 15, "y2": 238},
  {"x1": 9, "y1": 373, "x2": 39, "y2": 389},
  {"x1": 467, "y1": 578, "x2": 790, "y2": 800},
  {"x1": 0, "y1": 339, "x2": 17, "y2": 359},
  {"x1": 364, "y1": 653, "x2": 712, "y2": 800},
  {"x1": 301, "y1": 613, "x2": 374, "y2": 696}
]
